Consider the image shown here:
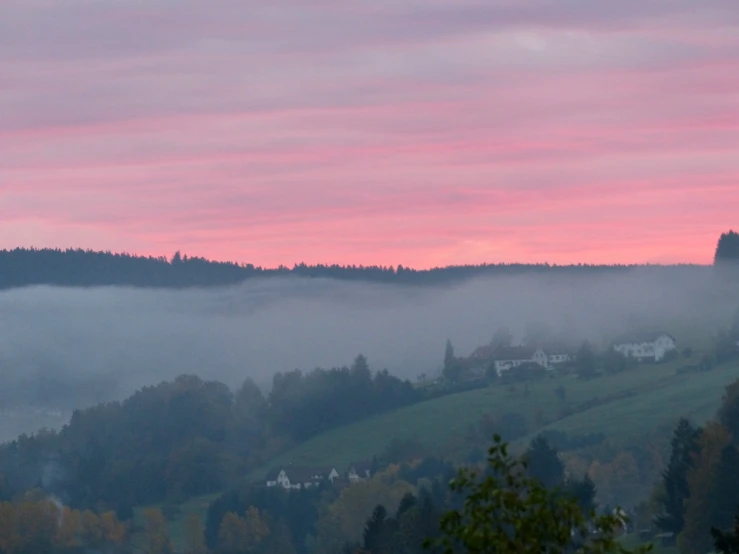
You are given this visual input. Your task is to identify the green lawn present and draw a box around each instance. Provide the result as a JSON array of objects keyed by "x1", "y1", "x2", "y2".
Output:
[{"x1": 529, "y1": 360, "x2": 739, "y2": 441}]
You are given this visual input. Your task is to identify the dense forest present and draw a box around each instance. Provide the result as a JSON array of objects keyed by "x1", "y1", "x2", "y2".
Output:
[
  {"x1": 3, "y1": 229, "x2": 736, "y2": 290},
  {"x1": 201, "y1": 436, "x2": 599, "y2": 554},
  {"x1": 650, "y1": 378, "x2": 739, "y2": 552},
  {"x1": 0, "y1": 433, "x2": 645, "y2": 554},
  {"x1": 0, "y1": 356, "x2": 419, "y2": 510},
  {"x1": 0, "y1": 247, "x2": 712, "y2": 291}
]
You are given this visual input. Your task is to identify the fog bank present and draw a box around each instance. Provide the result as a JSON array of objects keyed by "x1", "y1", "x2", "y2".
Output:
[{"x1": 0, "y1": 267, "x2": 736, "y2": 441}]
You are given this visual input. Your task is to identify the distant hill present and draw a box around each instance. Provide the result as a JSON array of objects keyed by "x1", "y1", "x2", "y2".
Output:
[{"x1": 0, "y1": 247, "x2": 705, "y2": 290}]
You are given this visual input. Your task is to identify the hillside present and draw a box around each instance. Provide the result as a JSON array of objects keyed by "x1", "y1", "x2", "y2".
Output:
[
  {"x1": 143, "y1": 358, "x2": 739, "y2": 551},
  {"x1": 246, "y1": 359, "x2": 739, "y2": 477}
]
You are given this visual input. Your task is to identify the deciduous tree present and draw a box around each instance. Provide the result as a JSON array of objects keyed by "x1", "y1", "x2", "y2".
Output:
[
  {"x1": 427, "y1": 435, "x2": 650, "y2": 554},
  {"x1": 143, "y1": 507, "x2": 173, "y2": 554}
]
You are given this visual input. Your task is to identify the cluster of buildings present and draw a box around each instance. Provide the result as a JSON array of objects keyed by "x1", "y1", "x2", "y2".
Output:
[
  {"x1": 265, "y1": 460, "x2": 374, "y2": 490},
  {"x1": 611, "y1": 332, "x2": 677, "y2": 362},
  {"x1": 460, "y1": 332, "x2": 677, "y2": 378}
]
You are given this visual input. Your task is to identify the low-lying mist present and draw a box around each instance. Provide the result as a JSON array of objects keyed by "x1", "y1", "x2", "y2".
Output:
[{"x1": 0, "y1": 266, "x2": 736, "y2": 441}]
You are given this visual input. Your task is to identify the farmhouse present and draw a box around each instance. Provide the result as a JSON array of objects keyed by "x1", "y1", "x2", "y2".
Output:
[
  {"x1": 347, "y1": 460, "x2": 374, "y2": 482},
  {"x1": 464, "y1": 344, "x2": 552, "y2": 376},
  {"x1": 546, "y1": 349, "x2": 572, "y2": 366},
  {"x1": 612, "y1": 332, "x2": 676, "y2": 362},
  {"x1": 464, "y1": 344, "x2": 498, "y2": 376},
  {"x1": 492, "y1": 346, "x2": 549, "y2": 373},
  {"x1": 265, "y1": 466, "x2": 340, "y2": 490}
]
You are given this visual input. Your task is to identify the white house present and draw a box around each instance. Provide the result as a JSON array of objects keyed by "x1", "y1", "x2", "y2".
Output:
[
  {"x1": 266, "y1": 466, "x2": 340, "y2": 490},
  {"x1": 347, "y1": 460, "x2": 374, "y2": 482},
  {"x1": 463, "y1": 344, "x2": 552, "y2": 376},
  {"x1": 547, "y1": 351, "x2": 572, "y2": 366},
  {"x1": 613, "y1": 332, "x2": 677, "y2": 362},
  {"x1": 492, "y1": 346, "x2": 549, "y2": 374}
]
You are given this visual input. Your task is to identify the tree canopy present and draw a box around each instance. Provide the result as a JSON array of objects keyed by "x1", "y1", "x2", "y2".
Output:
[
  {"x1": 715, "y1": 231, "x2": 739, "y2": 265},
  {"x1": 427, "y1": 435, "x2": 649, "y2": 554}
]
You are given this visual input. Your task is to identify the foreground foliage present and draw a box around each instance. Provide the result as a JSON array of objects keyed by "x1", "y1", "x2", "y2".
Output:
[{"x1": 427, "y1": 435, "x2": 651, "y2": 554}]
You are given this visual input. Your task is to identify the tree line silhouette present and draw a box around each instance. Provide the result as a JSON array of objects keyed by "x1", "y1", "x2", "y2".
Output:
[{"x1": 0, "y1": 247, "x2": 712, "y2": 290}]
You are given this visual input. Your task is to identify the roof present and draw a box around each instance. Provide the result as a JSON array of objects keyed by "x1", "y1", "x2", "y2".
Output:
[
  {"x1": 468, "y1": 345, "x2": 497, "y2": 360},
  {"x1": 493, "y1": 346, "x2": 539, "y2": 360},
  {"x1": 613, "y1": 332, "x2": 676, "y2": 345}
]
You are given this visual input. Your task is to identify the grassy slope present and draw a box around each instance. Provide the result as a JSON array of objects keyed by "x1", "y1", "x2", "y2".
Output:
[
  {"x1": 246, "y1": 358, "x2": 739, "y2": 479},
  {"x1": 153, "y1": 358, "x2": 739, "y2": 551}
]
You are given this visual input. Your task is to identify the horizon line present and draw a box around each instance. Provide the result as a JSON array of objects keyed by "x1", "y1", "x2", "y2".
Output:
[{"x1": 0, "y1": 245, "x2": 713, "y2": 272}]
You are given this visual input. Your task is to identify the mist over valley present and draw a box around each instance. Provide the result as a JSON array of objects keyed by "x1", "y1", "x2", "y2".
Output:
[{"x1": 1, "y1": 261, "x2": 737, "y2": 442}]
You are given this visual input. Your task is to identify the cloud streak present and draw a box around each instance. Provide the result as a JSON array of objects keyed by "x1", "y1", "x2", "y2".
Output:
[{"x1": 1, "y1": 0, "x2": 738, "y2": 267}]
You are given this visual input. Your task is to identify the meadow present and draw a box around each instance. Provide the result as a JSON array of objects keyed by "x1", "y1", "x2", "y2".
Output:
[{"x1": 246, "y1": 357, "x2": 739, "y2": 478}]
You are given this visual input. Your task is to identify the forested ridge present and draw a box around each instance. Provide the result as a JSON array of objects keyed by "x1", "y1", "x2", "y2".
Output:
[
  {"x1": 0, "y1": 247, "x2": 709, "y2": 290},
  {"x1": 0, "y1": 356, "x2": 419, "y2": 510}
]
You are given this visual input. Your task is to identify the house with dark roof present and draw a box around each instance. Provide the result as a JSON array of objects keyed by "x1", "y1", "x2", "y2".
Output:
[
  {"x1": 612, "y1": 332, "x2": 676, "y2": 362},
  {"x1": 265, "y1": 466, "x2": 339, "y2": 490},
  {"x1": 492, "y1": 346, "x2": 549, "y2": 374},
  {"x1": 462, "y1": 344, "x2": 550, "y2": 377},
  {"x1": 547, "y1": 350, "x2": 572, "y2": 366},
  {"x1": 540, "y1": 342, "x2": 574, "y2": 366}
]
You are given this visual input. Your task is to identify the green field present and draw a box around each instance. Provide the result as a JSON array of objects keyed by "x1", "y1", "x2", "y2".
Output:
[
  {"x1": 245, "y1": 358, "x2": 739, "y2": 480},
  {"x1": 149, "y1": 358, "x2": 739, "y2": 551}
]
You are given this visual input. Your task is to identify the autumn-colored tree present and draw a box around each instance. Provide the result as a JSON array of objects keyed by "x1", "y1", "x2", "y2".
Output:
[
  {"x1": 218, "y1": 507, "x2": 269, "y2": 553},
  {"x1": 0, "y1": 499, "x2": 128, "y2": 554},
  {"x1": 101, "y1": 511, "x2": 126, "y2": 544},
  {"x1": 14, "y1": 499, "x2": 59, "y2": 554},
  {"x1": 588, "y1": 451, "x2": 642, "y2": 508},
  {"x1": 218, "y1": 512, "x2": 249, "y2": 553},
  {"x1": 79, "y1": 509, "x2": 104, "y2": 547},
  {"x1": 143, "y1": 507, "x2": 173, "y2": 554},
  {"x1": 242, "y1": 506, "x2": 270, "y2": 551},
  {"x1": 55, "y1": 506, "x2": 80, "y2": 549},
  {"x1": 313, "y1": 470, "x2": 414, "y2": 553},
  {"x1": 426, "y1": 435, "x2": 651, "y2": 554},
  {"x1": 0, "y1": 502, "x2": 19, "y2": 554},
  {"x1": 185, "y1": 513, "x2": 209, "y2": 554}
]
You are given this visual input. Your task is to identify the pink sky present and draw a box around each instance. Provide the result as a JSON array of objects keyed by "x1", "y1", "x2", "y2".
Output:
[{"x1": 1, "y1": 0, "x2": 738, "y2": 268}]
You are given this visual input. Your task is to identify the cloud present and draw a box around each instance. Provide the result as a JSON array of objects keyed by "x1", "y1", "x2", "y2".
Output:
[{"x1": 0, "y1": 0, "x2": 738, "y2": 267}]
